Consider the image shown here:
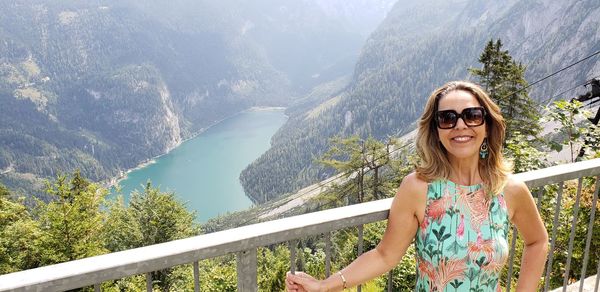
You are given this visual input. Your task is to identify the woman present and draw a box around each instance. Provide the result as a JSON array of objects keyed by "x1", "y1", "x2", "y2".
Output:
[{"x1": 286, "y1": 81, "x2": 548, "y2": 291}]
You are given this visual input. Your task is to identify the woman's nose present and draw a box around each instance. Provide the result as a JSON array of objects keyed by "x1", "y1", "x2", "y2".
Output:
[{"x1": 454, "y1": 116, "x2": 469, "y2": 129}]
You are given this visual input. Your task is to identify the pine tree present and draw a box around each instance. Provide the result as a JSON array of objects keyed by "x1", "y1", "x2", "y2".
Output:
[
  {"x1": 469, "y1": 39, "x2": 541, "y2": 141},
  {"x1": 362, "y1": 137, "x2": 395, "y2": 200},
  {"x1": 36, "y1": 170, "x2": 107, "y2": 265},
  {"x1": 318, "y1": 136, "x2": 397, "y2": 203},
  {"x1": 0, "y1": 184, "x2": 41, "y2": 273},
  {"x1": 104, "y1": 182, "x2": 199, "y2": 291},
  {"x1": 318, "y1": 135, "x2": 366, "y2": 203}
]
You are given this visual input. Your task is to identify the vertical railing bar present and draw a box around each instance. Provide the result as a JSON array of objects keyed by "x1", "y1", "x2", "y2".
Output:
[
  {"x1": 595, "y1": 257, "x2": 600, "y2": 292},
  {"x1": 579, "y1": 176, "x2": 600, "y2": 292},
  {"x1": 357, "y1": 225, "x2": 364, "y2": 292},
  {"x1": 506, "y1": 224, "x2": 518, "y2": 292},
  {"x1": 299, "y1": 240, "x2": 305, "y2": 272},
  {"x1": 357, "y1": 225, "x2": 364, "y2": 256},
  {"x1": 193, "y1": 261, "x2": 200, "y2": 292},
  {"x1": 146, "y1": 272, "x2": 152, "y2": 292},
  {"x1": 563, "y1": 178, "x2": 583, "y2": 291},
  {"x1": 533, "y1": 186, "x2": 544, "y2": 292},
  {"x1": 533, "y1": 187, "x2": 544, "y2": 291},
  {"x1": 289, "y1": 239, "x2": 297, "y2": 275},
  {"x1": 236, "y1": 249, "x2": 258, "y2": 291},
  {"x1": 94, "y1": 283, "x2": 100, "y2": 292},
  {"x1": 387, "y1": 270, "x2": 393, "y2": 291},
  {"x1": 325, "y1": 232, "x2": 331, "y2": 277},
  {"x1": 536, "y1": 187, "x2": 544, "y2": 211},
  {"x1": 544, "y1": 182, "x2": 564, "y2": 292}
]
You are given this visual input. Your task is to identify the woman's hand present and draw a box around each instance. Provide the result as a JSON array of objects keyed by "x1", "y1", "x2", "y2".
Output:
[{"x1": 286, "y1": 271, "x2": 322, "y2": 292}]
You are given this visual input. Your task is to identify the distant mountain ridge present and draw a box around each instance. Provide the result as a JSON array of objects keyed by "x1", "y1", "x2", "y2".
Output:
[
  {"x1": 0, "y1": 0, "x2": 395, "y2": 195},
  {"x1": 0, "y1": 0, "x2": 273, "y2": 194},
  {"x1": 240, "y1": 0, "x2": 600, "y2": 203}
]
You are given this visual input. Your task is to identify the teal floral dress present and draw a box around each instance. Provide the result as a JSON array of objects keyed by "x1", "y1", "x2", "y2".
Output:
[{"x1": 415, "y1": 180, "x2": 509, "y2": 292}]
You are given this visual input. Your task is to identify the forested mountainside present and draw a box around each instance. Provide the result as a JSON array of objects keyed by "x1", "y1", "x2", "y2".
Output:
[
  {"x1": 0, "y1": 0, "x2": 395, "y2": 196},
  {"x1": 241, "y1": 0, "x2": 600, "y2": 203}
]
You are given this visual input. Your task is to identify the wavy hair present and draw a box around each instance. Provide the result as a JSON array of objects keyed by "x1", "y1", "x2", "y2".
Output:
[{"x1": 415, "y1": 81, "x2": 511, "y2": 196}]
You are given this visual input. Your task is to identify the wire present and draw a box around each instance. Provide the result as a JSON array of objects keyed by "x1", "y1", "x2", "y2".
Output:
[
  {"x1": 503, "y1": 49, "x2": 600, "y2": 100},
  {"x1": 539, "y1": 74, "x2": 600, "y2": 107},
  {"x1": 480, "y1": 50, "x2": 600, "y2": 123}
]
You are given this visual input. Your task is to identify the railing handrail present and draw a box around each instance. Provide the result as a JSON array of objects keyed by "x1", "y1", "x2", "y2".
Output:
[
  {"x1": 2, "y1": 158, "x2": 600, "y2": 291},
  {"x1": 514, "y1": 157, "x2": 600, "y2": 188},
  {"x1": 0, "y1": 197, "x2": 392, "y2": 291}
]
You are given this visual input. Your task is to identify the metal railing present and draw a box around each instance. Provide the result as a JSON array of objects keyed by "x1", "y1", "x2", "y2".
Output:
[{"x1": 1, "y1": 159, "x2": 600, "y2": 292}]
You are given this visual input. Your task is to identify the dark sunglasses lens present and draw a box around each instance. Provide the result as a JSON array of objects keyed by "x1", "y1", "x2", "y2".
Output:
[
  {"x1": 464, "y1": 108, "x2": 484, "y2": 126},
  {"x1": 437, "y1": 111, "x2": 457, "y2": 129}
]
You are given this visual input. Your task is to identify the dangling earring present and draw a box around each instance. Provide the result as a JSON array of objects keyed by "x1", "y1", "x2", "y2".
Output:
[{"x1": 480, "y1": 138, "x2": 489, "y2": 159}]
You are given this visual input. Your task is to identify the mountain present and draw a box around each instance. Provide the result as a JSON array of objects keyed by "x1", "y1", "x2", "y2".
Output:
[
  {"x1": 0, "y1": 0, "x2": 278, "y2": 195},
  {"x1": 240, "y1": 0, "x2": 600, "y2": 203},
  {"x1": 218, "y1": 0, "x2": 396, "y2": 92},
  {"x1": 0, "y1": 0, "x2": 395, "y2": 196},
  {"x1": 312, "y1": 0, "x2": 396, "y2": 38}
]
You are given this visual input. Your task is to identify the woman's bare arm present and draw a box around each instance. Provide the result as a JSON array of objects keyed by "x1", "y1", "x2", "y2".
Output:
[{"x1": 287, "y1": 172, "x2": 427, "y2": 292}]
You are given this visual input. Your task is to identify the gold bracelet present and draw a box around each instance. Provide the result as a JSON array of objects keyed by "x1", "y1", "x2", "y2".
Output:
[{"x1": 337, "y1": 271, "x2": 347, "y2": 289}]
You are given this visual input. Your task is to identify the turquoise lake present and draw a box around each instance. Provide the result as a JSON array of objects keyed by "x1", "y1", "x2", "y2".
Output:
[{"x1": 114, "y1": 109, "x2": 287, "y2": 222}]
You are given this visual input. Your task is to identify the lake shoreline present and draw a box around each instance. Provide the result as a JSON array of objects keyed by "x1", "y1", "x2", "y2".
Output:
[{"x1": 104, "y1": 106, "x2": 287, "y2": 190}]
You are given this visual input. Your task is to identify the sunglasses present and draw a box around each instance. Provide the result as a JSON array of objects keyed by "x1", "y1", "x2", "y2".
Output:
[{"x1": 435, "y1": 107, "x2": 486, "y2": 129}]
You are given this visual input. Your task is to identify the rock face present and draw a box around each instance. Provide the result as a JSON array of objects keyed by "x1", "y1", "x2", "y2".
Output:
[
  {"x1": 0, "y1": 1, "x2": 285, "y2": 193},
  {"x1": 0, "y1": 0, "x2": 395, "y2": 195},
  {"x1": 240, "y1": 0, "x2": 600, "y2": 202}
]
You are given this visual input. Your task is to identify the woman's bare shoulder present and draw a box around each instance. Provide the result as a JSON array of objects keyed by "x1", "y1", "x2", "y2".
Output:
[
  {"x1": 396, "y1": 172, "x2": 429, "y2": 199},
  {"x1": 503, "y1": 175, "x2": 533, "y2": 217},
  {"x1": 503, "y1": 175, "x2": 529, "y2": 197}
]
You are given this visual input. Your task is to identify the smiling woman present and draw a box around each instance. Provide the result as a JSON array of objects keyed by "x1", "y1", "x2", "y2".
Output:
[{"x1": 285, "y1": 81, "x2": 548, "y2": 292}]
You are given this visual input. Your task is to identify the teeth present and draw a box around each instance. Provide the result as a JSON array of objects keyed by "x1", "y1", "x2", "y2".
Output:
[{"x1": 452, "y1": 136, "x2": 471, "y2": 142}]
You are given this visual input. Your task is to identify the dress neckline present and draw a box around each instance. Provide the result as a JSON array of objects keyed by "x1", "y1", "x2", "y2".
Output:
[{"x1": 444, "y1": 179, "x2": 483, "y2": 189}]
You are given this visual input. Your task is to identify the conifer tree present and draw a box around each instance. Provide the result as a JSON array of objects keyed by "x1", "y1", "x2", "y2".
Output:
[
  {"x1": 362, "y1": 137, "x2": 394, "y2": 200},
  {"x1": 104, "y1": 182, "x2": 199, "y2": 291},
  {"x1": 469, "y1": 39, "x2": 541, "y2": 141},
  {"x1": 36, "y1": 171, "x2": 108, "y2": 265},
  {"x1": 0, "y1": 184, "x2": 41, "y2": 273},
  {"x1": 318, "y1": 135, "x2": 366, "y2": 203},
  {"x1": 318, "y1": 136, "x2": 396, "y2": 203}
]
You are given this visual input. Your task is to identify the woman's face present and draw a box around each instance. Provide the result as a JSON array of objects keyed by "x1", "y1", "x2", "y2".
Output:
[{"x1": 436, "y1": 89, "x2": 487, "y2": 162}]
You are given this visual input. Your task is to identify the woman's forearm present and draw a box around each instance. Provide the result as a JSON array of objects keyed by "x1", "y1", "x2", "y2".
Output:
[
  {"x1": 319, "y1": 247, "x2": 398, "y2": 291},
  {"x1": 516, "y1": 240, "x2": 549, "y2": 291}
]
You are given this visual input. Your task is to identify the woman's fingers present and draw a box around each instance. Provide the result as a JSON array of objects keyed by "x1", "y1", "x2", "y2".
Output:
[
  {"x1": 286, "y1": 272, "x2": 301, "y2": 291},
  {"x1": 286, "y1": 271, "x2": 316, "y2": 292}
]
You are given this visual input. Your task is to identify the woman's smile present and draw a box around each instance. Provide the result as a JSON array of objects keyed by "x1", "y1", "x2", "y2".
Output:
[{"x1": 451, "y1": 135, "x2": 475, "y2": 143}]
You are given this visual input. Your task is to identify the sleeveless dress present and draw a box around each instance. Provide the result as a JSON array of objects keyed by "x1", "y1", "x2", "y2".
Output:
[{"x1": 414, "y1": 180, "x2": 509, "y2": 292}]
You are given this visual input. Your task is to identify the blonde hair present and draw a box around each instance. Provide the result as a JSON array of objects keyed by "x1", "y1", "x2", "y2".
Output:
[{"x1": 415, "y1": 81, "x2": 511, "y2": 196}]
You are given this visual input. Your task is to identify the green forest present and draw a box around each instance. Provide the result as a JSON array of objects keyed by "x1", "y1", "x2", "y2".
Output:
[
  {"x1": 240, "y1": 0, "x2": 600, "y2": 203},
  {"x1": 2, "y1": 40, "x2": 600, "y2": 291},
  {"x1": 0, "y1": 0, "x2": 275, "y2": 195},
  {"x1": 1, "y1": 0, "x2": 380, "y2": 197}
]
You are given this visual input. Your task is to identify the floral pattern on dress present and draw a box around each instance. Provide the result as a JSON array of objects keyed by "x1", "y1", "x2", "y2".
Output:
[{"x1": 415, "y1": 180, "x2": 509, "y2": 292}]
